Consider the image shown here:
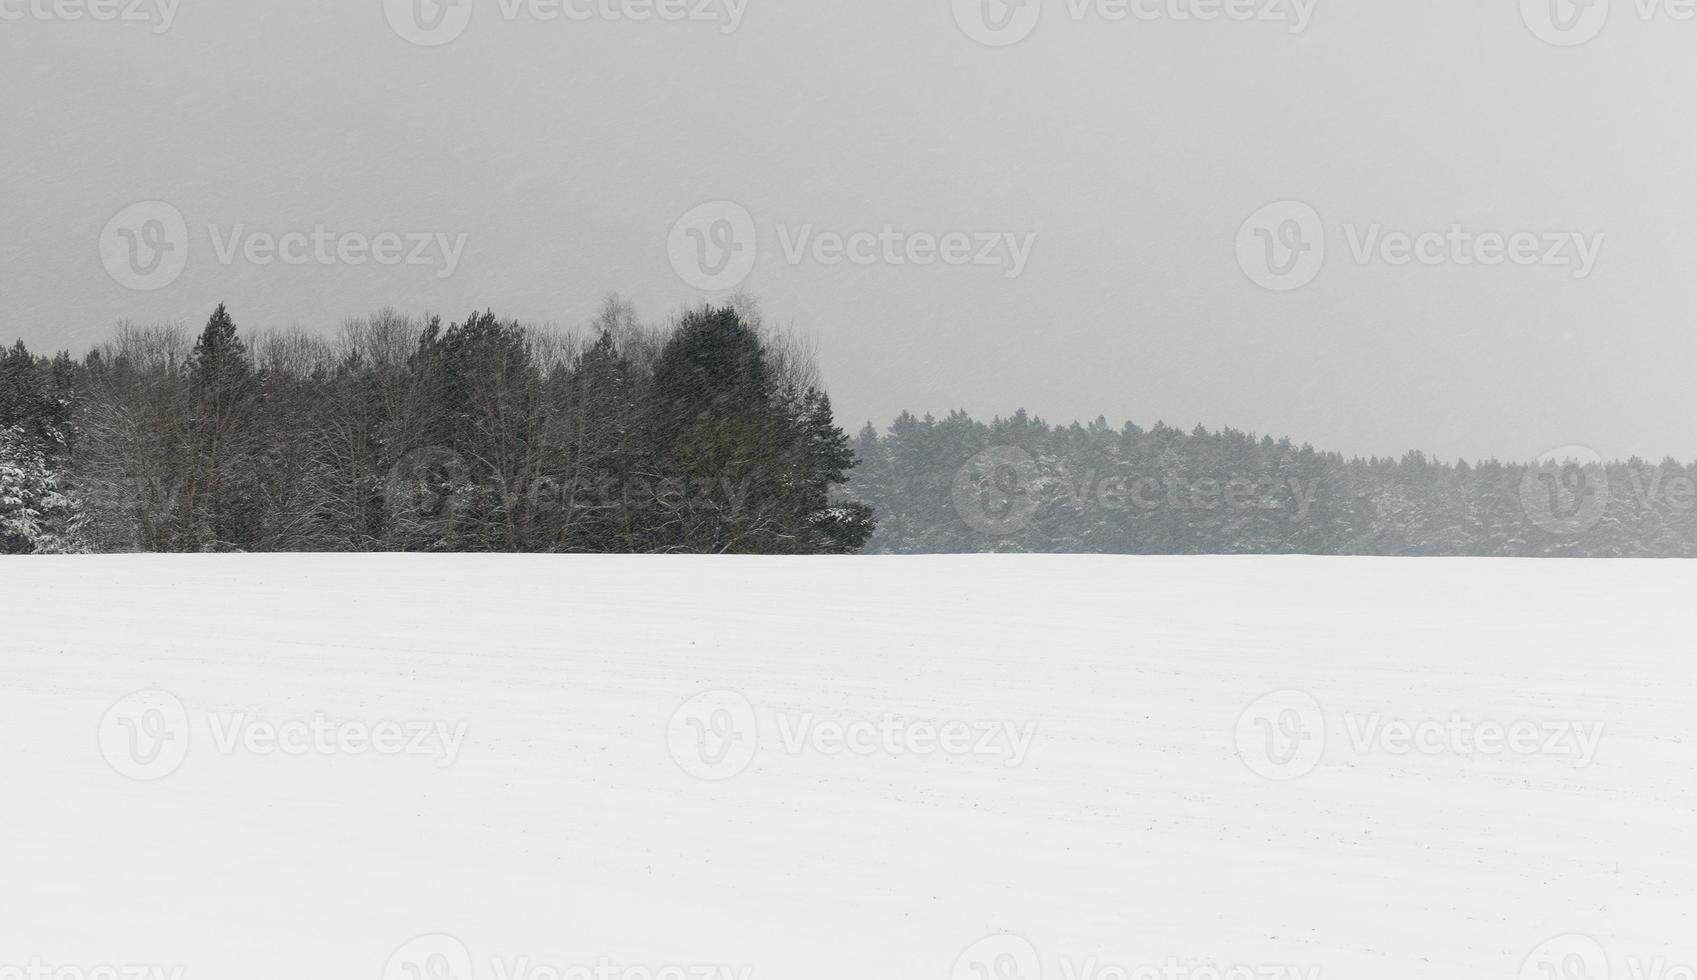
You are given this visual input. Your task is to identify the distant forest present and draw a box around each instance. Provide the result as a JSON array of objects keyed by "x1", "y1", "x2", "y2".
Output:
[
  {"x1": 2, "y1": 302, "x2": 1689, "y2": 557},
  {"x1": 849, "y1": 412, "x2": 1694, "y2": 557}
]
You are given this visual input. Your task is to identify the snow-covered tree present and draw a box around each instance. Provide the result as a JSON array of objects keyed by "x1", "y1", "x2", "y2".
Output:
[{"x1": 0, "y1": 425, "x2": 88, "y2": 554}]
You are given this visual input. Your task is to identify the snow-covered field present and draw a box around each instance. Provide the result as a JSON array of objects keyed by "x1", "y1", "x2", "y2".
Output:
[{"x1": 1, "y1": 556, "x2": 1693, "y2": 980}]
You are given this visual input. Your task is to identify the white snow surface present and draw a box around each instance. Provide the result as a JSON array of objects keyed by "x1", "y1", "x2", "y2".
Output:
[{"x1": 1, "y1": 556, "x2": 1693, "y2": 980}]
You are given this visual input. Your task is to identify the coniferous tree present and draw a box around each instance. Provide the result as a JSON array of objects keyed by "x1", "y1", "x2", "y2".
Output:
[
  {"x1": 183, "y1": 303, "x2": 259, "y2": 550},
  {"x1": 0, "y1": 424, "x2": 87, "y2": 554}
]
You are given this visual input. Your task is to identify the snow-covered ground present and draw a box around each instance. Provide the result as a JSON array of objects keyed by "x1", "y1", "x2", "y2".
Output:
[{"x1": 1, "y1": 556, "x2": 1692, "y2": 980}]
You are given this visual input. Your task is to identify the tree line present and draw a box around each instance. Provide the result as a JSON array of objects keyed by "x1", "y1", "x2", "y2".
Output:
[
  {"x1": 0, "y1": 299, "x2": 874, "y2": 555},
  {"x1": 848, "y1": 410, "x2": 1697, "y2": 557},
  {"x1": 8, "y1": 304, "x2": 1694, "y2": 558}
]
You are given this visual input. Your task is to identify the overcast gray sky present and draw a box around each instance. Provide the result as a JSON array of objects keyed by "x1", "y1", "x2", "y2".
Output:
[{"x1": 2, "y1": 0, "x2": 1692, "y2": 462}]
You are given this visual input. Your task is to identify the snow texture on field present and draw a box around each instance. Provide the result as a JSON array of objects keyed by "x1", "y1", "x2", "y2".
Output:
[{"x1": 0, "y1": 556, "x2": 1693, "y2": 980}]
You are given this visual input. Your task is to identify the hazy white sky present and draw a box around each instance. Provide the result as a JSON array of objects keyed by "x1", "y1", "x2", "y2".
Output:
[{"x1": 3, "y1": 0, "x2": 1694, "y2": 461}]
